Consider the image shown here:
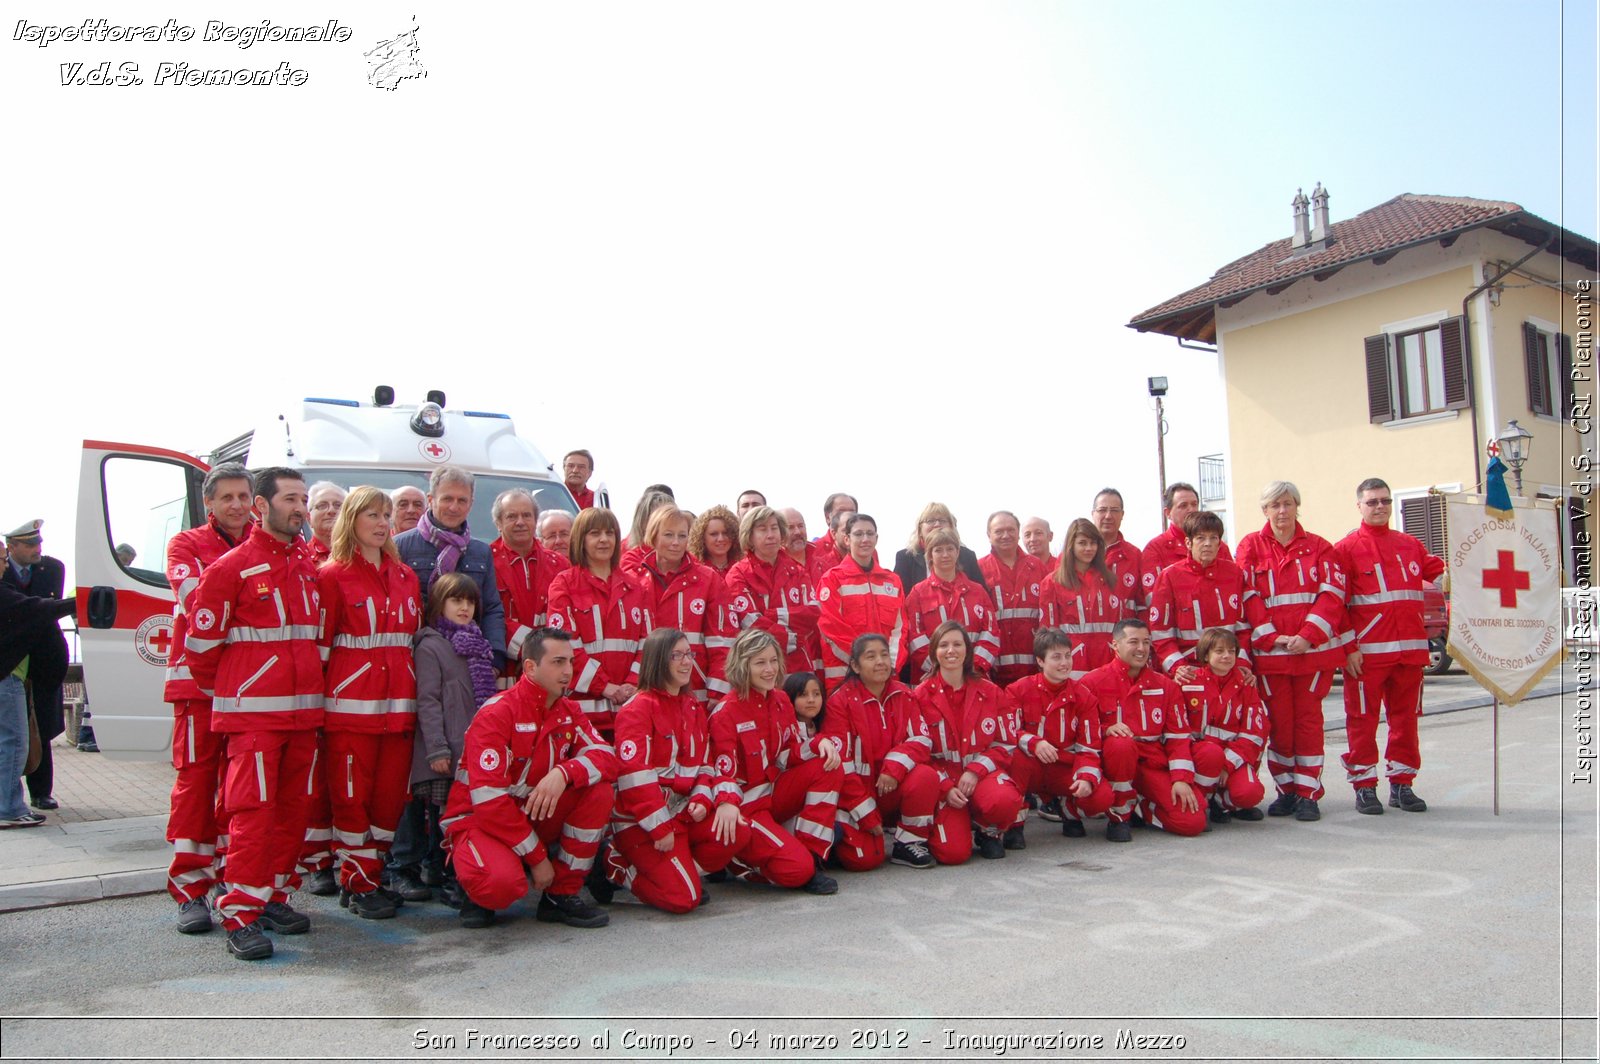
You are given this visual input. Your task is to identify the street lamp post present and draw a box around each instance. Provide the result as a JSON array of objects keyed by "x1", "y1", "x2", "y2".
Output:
[
  {"x1": 1497, "y1": 419, "x2": 1534, "y2": 495},
  {"x1": 1149, "y1": 376, "x2": 1169, "y2": 509}
]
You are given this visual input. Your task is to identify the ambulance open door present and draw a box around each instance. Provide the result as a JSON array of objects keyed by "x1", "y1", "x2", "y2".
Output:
[{"x1": 76, "y1": 441, "x2": 208, "y2": 759}]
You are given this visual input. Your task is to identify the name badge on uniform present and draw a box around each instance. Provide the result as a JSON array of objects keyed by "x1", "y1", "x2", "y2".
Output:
[
  {"x1": 736, "y1": 721, "x2": 757, "y2": 733},
  {"x1": 514, "y1": 722, "x2": 539, "y2": 732},
  {"x1": 1141, "y1": 689, "x2": 1164, "y2": 697}
]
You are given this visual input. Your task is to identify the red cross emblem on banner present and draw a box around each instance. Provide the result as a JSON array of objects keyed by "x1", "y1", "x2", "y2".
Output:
[
  {"x1": 1486, "y1": 441, "x2": 1500, "y2": 457},
  {"x1": 1482, "y1": 549, "x2": 1530, "y2": 608}
]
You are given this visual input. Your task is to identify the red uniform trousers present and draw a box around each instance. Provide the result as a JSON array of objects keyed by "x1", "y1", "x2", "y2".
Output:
[
  {"x1": 1341, "y1": 663, "x2": 1423, "y2": 788},
  {"x1": 835, "y1": 764, "x2": 941, "y2": 872},
  {"x1": 297, "y1": 730, "x2": 334, "y2": 879},
  {"x1": 326, "y1": 731, "x2": 414, "y2": 894},
  {"x1": 1008, "y1": 754, "x2": 1114, "y2": 823},
  {"x1": 166, "y1": 700, "x2": 226, "y2": 903},
  {"x1": 929, "y1": 773, "x2": 1025, "y2": 866},
  {"x1": 1191, "y1": 738, "x2": 1266, "y2": 811},
  {"x1": 215, "y1": 729, "x2": 319, "y2": 930},
  {"x1": 1100, "y1": 736, "x2": 1206, "y2": 837},
  {"x1": 729, "y1": 810, "x2": 816, "y2": 888},
  {"x1": 448, "y1": 782, "x2": 611, "y2": 910},
  {"x1": 1259, "y1": 671, "x2": 1333, "y2": 800},
  {"x1": 770, "y1": 759, "x2": 844, "y2": 862},
  {"x1": 608, "y1": 814, "x2": 748, "y2": 914}
]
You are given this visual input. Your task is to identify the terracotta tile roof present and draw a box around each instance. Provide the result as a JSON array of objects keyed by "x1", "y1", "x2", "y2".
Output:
[{"x1": 1127, "y1": 194, "x2": 1592, "y2": 342}]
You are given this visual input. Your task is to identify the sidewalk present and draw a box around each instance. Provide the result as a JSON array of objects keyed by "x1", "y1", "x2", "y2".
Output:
[{"x1": 0, "y1": 665, "x2": 1576, "y2": 914}]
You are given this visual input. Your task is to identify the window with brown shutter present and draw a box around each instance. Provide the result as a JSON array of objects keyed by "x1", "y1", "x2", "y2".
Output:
[
  {"x1": 1524, "y1": 321, "x2": 1572, "y2": 419},
  {"x1": 1400, "y1": 494, "x2": 1447, "y2": 558},
  {"x1": 1366, "y1": 317, "x2": 1469, "y2": 423}
]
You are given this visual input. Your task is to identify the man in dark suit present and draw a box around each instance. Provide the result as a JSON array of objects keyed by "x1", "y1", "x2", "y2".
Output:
[{"x1": 3, "y1": 520, "x2": 70, "y2": 810}]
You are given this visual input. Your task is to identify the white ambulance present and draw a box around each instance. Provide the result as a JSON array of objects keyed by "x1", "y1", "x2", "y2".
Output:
[{"x1": 76, "y1": 388, "x2": 593, "y2": 760}]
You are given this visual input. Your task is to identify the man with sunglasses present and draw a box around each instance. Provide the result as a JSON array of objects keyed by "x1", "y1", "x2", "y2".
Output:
[{"x1": 1334, "y1": 478, "x2": 1444, "y2": 816}]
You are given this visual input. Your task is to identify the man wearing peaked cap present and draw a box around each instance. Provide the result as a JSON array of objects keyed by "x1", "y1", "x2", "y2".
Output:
[{"x1": 2, "y1": 519, "x2": 71, "y2": 811}]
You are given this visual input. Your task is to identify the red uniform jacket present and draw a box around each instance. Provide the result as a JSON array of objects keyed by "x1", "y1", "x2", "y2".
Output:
[
  {"x1": 820, "y1": 678, "x2": 931, "y2": 830},
  {"x1": 1141, "y1": 523, "x2": 1232, "y2": 600},
  {"x1": 1038, "y1": 568, "x2": 1122, "y2": 678},
  {"x1": 1103, "y1": 537, "x2": 1146, "y2": 616},
  {"x1": 1180, "y1": 666, "x2": 1268, "y2": 770},
  {"x1": 903, "y1": 572, "x2": 999, "y2": 680},
  {"x1": 305, "y1": 536, "x2": 331, "y2": 567},
  {"x1": 1079, "y1": 659, "x2": 1194, "y2": 782},
  {"x1": 809, "y1": 535, "x2": 845, "y2": 585},
  {"x1": 491, "y1": 539, "x2": 571, "y2": 674},
  {"x1": 1234, "y1": 523, "x2": 1349, "y2": 674},
  {"x1": 816, "y1": 558, "x2": 906, "y2": 689},
  {"x1": 184, "y1": 525, "x2": 325, "y2": 733},
  {"x1": 977, "y1": 551, "x2": 1046, "y2": 684},
  {"x1": 912, "y1": 674, "x2": 1015, "y2": 796},
  {"x1": 631, "y1": 557, "x2": 737, "y2": 701},
  {"x1": 612, "y1": 688, "x2": 737, "y2": 842},
  {"x1": 571, "y1": 486, "x2": 595, "y2": 510},
  {"x1": 546, "y1": 565, "x2": 652, "y2": 735},
  {"x1": 1147, "y1": 557, "x2": 1276, "y2": 674},
  {"x1": 442, "y1": 679, "x2": 618, "y2": 865},
  {"x1": 1006, "y1": 673, "x2": 1104, "y2": 786},
  {"x1": 725, "y1": 552, "x2": 821, "y2": 675},
  {"x1": 708, "y1": 688, "x2": 834, "y2": 814},
  {"x1": 163, "y1": 515, "x2": 251, "y2": 702},
  {"x1": 1334, "y1": 523, "x2": 1445, "y2": 668},
  {"x1": 317, "y1": 553, "x2": 421, "y2": 734}
]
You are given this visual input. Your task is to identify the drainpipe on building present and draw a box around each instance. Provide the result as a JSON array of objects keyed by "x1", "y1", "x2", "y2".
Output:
[{"x1": 1461, "y1": 234, "x2": 1554, "y2": 491}]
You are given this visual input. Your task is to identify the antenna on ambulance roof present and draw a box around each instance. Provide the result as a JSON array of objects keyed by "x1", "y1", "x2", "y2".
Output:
[{"x1": 279, "y1": 414, "x2": 296, "y2": 458}]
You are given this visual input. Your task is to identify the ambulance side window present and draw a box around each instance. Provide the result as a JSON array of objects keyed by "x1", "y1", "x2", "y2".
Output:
[{"x1": 102, "y1": 457, "x2": 200, "y2": 589}]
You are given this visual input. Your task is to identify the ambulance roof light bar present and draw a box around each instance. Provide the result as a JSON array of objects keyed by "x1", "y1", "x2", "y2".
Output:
[{"x1": 411, "y1": 402, "x2": 445, "y2": 438}]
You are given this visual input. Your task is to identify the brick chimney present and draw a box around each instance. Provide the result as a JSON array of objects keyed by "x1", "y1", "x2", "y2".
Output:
[
  {"x1": 1310, "y1": 181, "x2": 1331, "y2": 245},
  {"x1": 1291, "y1": 187, "x2": 1311, "y2": 249}
]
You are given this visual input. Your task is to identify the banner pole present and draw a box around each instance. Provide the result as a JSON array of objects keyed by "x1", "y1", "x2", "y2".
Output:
[{"x1": 1492, "y1": 696, "x2": 1500, "y2": 816}]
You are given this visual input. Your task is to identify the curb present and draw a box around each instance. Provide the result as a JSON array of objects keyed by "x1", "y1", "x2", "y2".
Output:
[{"x1": 0, "y1": 867, "x2": 166, "y2": 914}]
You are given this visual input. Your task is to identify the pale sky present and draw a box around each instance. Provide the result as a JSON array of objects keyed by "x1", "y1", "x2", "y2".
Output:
[{"x1": 5, "y1": 1, "x2": 1594, "y2": 588}]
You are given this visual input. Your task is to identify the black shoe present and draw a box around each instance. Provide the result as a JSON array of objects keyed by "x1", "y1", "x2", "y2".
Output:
[
  {"x1": 1355, "y1": 787, "x2": 1384, "y2": 815},
  {"x1": 1002, "y1": 826, "x2": 1026, "y2": 851},
  {"x1": 889, "y1": 840, "x2": 935, "y2": 868},
  {"x1": 418, "y1": 862, "x2": 444, "y2": 888},
  {"x1": 976, "y1": 832, "x2": 1006, "y2": 860},
  {"x1": 439, "y1": 879, "x2": 466, "y2": 910},
  {"x1": 705, "y1": 868, "x2": 730, "y2": 883},
  {"x1": 1233, "y1": 806, "x2": 1265, "y2": 822},
  {"x1": 384, "y1": 869, "x2": 430, "y2": 902},
  {"x1": 1295, "y1": 798, "x2": 1321, "y2": 821},
  {"x1": 343, "y1": 889, "x2": 397, "y2": 919},
  {"x1": 176, "y1": 897, "x2": 213, "y2": 934},
  {"x1": 374, "y1": 885, "x2": 408, "y2": 908},
  {"x1": 29, "y1": 795, "x2": 58, "y2": 811},
  {"x1": 1106, "y1": 819, "x2": 1132, "y2": 843},
  {"x1": 801, "y1": 870, "x2": 839, "y2": 895},
  {"x1": 459, "y1": 900, "x2": 496, "y2": 929},
  {"x1": 1061, "y1": 818, "x2": 1087, "y2": 838},
  {"x1": 1267, "y1": 792, "x2": 1300, "y2": 817},
  {"x1": 257, "y1": 901, "x2": 311, "y2": 935},
  {"x1": 586, "y1": 860, "x2": 617, "y2": 906},
  {"x1": 1390, "y1": 783, "x2": 1428, "y2": 812},
  {"x1": 302, "y1": 869, "x2": 338, "y2": 897},
  {"x1": 226, "y1": 923, "x2": 273, "y2": 960},
  {"x1": 538, "y1": 892, "x2": 610, "y2": 928},
  {"x1": 1208, "y1": 798, "x2": 1232, "y2": 824},
  {"x1": 1036, "y1": 797, "x2": 1064, "y2": 822},
  {"x1": 77, "y1": 740, "x2": 99, "y2": 753}
]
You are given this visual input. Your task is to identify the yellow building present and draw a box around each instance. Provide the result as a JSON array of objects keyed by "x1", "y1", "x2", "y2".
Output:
[{"x1": 1129, "y1": 187, "x2": 1597, "y2": 579}]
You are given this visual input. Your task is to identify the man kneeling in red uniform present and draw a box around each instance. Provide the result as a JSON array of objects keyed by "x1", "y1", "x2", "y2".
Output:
[{"x1": 443, "y1": 627, "x2": 618, "y2": 929}]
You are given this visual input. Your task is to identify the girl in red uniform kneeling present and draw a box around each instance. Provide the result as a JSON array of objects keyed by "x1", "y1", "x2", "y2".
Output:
[
  {"x1": 709, "y1": 629, "x2": 843, "y2": 895},
  {"x1": 599, "y1": 628, "x2": 747, "y2": 913},
  {"x1": 1185, "y1": 627, "x2": 1268, "y2": 823},
  {"x1": 912, "y1": 621, "x2": 1026, "y2": 864}
]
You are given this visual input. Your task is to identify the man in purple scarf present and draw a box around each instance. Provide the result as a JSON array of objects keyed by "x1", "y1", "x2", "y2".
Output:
[{"x1": 390, "y1": 465, "x2": 508, "y2": 899}]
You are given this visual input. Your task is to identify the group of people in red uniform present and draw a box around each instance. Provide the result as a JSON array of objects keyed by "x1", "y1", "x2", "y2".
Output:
[{"x1": 162, "y1": 458, "x2": 1444, "y2": 961}]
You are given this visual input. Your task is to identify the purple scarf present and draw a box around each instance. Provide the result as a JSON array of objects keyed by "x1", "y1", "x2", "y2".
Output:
[
  {"x1": 435, "y1": 617, "x2": 498, "y2": 707},
  {"x1": 417, "y1": 509, "x2": 471, "y2": 588}
]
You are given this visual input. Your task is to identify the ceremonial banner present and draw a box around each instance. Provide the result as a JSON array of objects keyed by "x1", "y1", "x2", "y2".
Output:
[{"x1": 1445, "y1": 492, "x2": 1564, "y2": 704}]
